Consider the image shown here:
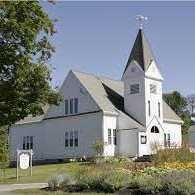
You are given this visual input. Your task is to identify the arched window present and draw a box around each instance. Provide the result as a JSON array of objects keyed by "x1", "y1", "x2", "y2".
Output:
[{"x1": 151, "y1": 126, "x2": 159, "y2": 133}]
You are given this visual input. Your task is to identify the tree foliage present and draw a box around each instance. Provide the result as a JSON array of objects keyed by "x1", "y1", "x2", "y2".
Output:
[
  {"x1": 0, "y1": 1, "x2": 61, "y2": 126},
  {"x1": 0, "y1": 126, "x2": 8, "y2": 163},
  {"x1": 187, "y1": 94, "x2": 195, "y2": 115},
  {"x1": 163, "y1": 91, "x2": 192, "y2": 133}
]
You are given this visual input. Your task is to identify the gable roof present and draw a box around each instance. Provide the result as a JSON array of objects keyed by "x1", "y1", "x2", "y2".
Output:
[
  {"x1": 14, "y1": 70, "x2": 182, "y2": 126},
  {"x1": 73, "y1": 71, "x2": 145, "y2": 130},
  {"x1": 123, "y1": 29, "x2": 155, "y2": 76},
  {"x1": 163, "y1": 101, "x2": 183, "y2": 123},
  {"x1": 15, "y1": 105, "x2": 49, "y2": 125},
  {"x1": 73, "y1": 70, "x2": 182, "y2": 124}
]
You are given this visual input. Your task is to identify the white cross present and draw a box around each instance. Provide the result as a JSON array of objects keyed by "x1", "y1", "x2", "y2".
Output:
[{"x1": 136, "y1": 15, "x2": 148, "y2": 29}]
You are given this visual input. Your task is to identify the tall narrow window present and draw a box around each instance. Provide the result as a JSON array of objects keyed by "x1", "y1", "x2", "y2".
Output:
[
  {"x1": 164, "y1": 133, "x2": 166, "y2": 147},
  {"x1": 23, "y1": 136, "x2": 26, "y2": 150},
  {"x1": 65, "y1": 99, "x2": 68, "y2": 115},
  {"x1": 164, "y1": 133, "x2": 171, "y2": 147},
  {"x1": 30, "y1": 136, "x2": 33, "y2": 149},
  {"x1": 70, "y1": 131, "x2": 74, "y2": 147},
  {"x1": 148, "y1": 100, "x2": 151, "y2": 116},
  {"x1": 70, "y1": 99, "x2": 73, "y2": 114},
  {"x1": 26, "y1": 136, "x2": 30, "y2": 149},
  {"x1": 158, "y1": 102, "x2": 161, "y2": 117},
  {"x1": 74, "y1": 131, "x2": 78, "y2": 147},
  {"x1": 65, "y1": 132, "x2": 69, "y2": 147},
  {"x1": 167, "y1": 134, "x2": 171, "y2": 147},
  {"x1": 113, "y1": 129, "x2": 117, "y2": 145},
  {"x1": 74, "y1": 98, "x2": 78, "y2": 114},
  {"x1": 108, "y1": 129, "x2": 112, "y2": 145}
]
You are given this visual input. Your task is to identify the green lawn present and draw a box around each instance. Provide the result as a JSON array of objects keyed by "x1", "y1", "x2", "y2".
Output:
[
  {"x1": 12, "y1": 189, "x2": 111, "y2": 195},
  {"x1": 0, "y1": 162, "x2": 81, "y2": 184}
]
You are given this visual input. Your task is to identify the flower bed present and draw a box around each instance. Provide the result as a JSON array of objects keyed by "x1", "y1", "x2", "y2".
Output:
[
  {"x1": 159, "y1": 161, "x2": 195, "y2": 170},
  {"x1": 48, "y1": 165, "x2": 195, "y2": 194}
]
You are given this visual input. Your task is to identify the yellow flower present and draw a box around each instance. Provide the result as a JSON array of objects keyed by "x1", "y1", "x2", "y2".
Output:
[{"x1": 158, "y1": 161, "x2": 195, "y2": 170}]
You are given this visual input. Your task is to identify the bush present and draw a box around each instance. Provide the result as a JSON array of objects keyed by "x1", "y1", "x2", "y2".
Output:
[
  {"x1": 94, "y1": 156, "x2": 130, "y2": 165},
  {"x1": 162, "y1": 169, "x2": 195, "y2": 195},
  {"x1": 48, "y1": 164, "x2": 195, "y2": 194},
  {"x1": 91, "y1": 140, "x2": 104, "y2": 156},
  {"x1": 128, "y1": 174, "x2": 164, "y2": 194},
  {"x1": 142, "y1": 167, "x2": 168, "y2": 176},
  {"x1": 74, "y1": 170, "x2": 131, "y2": 193},
  {"x1": 48, "y1": 173, "x2": 74, "y2": 190},
  {"x1": 153, "y1": 146, "x2": 195, "y2": 164}
]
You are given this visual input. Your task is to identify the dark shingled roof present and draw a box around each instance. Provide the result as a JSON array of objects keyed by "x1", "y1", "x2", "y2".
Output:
[{"x1": 123, "y1": 29, "x2": 155, "y2": 75}]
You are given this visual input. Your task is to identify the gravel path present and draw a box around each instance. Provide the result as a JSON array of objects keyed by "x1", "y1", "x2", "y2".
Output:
[{"x1": 0, "y1": 183, "x2": 47, "y2": 192}]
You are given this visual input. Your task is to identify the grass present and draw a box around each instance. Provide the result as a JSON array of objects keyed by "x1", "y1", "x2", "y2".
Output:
[
  {"x1": 12, "y1": 188, "x2": 111, "y2": 195},
  {"x1": 0, "y1": 160, "x2": 153, "y2": 184},
  {"x1": 0, "y1": 162, "x2": 81, "y2": 184}
]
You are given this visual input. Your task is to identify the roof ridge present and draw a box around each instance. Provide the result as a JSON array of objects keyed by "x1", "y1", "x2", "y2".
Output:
[{"x1": 72, "y1": 69, "x2": 122, "y2": 83}]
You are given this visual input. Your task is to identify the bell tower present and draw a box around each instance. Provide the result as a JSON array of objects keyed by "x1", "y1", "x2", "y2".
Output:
[{"x1": 122, "y1": 17, "x2": 163, "y2": 127}]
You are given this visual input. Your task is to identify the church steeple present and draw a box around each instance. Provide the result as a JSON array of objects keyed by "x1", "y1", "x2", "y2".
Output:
[
  {"x1": 123, "y1": 25, "x2": 163, "y2": 126},
  {"x1": 123, "y1": 29, "x2": 155, "y2": 76}
]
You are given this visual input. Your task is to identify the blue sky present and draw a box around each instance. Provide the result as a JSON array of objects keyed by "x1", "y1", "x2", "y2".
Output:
[{"x1": 42, "y1": 1, "x2": 195, "y2": 95}]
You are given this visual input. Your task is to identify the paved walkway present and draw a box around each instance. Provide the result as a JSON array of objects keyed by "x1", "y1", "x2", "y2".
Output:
[{"x1": 0, "y1": 183, "x2": 47, "y2": 192}]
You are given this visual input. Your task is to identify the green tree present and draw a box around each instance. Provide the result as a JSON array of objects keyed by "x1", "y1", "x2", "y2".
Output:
[
  {"x1": 163, "y1": 91, "x2": 192, "y2": 134},
  {"x1": 0, "y1": 126, "x2": 8, "y2": 163},
  {"x1": 0, "y1": 1, "x2": 61, "y2": 127},
  {"x1": 163, "y1": 91, "x2": 188, "y2": 115}
]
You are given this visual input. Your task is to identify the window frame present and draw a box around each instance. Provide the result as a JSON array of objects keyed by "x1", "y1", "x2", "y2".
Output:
[
  {"x1": 23, "y1": 136, "x2": 33, "y2": 150},
  {"x1": 151, "y1": 126, "x2": 159, "y2": 133},
  {"x1": 158, "y1": 102, "x2": 161, "y2": 118},
  {"x1": 65, "y1": 132, "x2": 69, "y2": 147},
  {"x1": 150, "y1": 84, "x2": 157, "y2": 94},
  {"x1": 74, "y1": 98, "x2": 78, "y2": 114},
  {"x1": 130, "y1": 84, "x2": 140, "y2": 94},
  {"x1": 164, "y1": 133, "x2": 171, "y2": 147},
  {"x1": 30, "y1": 136, "x2": 33, "y2": 149},
  {"x1": 113, "y1": 129, "x2": 117, "y2": 145},
  {"x1": 26, "y1": 136, "x2": 30, "y2": 149},
  {"x1": 70, "y1": 131, "x2": 74, "y2": 147},
  {"x1": 23, "y1": 136, "x2": 26, "y2": 150},
  {"x1": 70, "y1": 99, "x2": 73, "y2": 114},
  {"x1": 108, "y1": 129, "x2": 112, "y2": 145},
  {"x1": 148, "y1": 100, "x2": 151, "y2": 116},
  {"x1": 65, "y1": 99, "x2": 69, "y2": 115},
  {"x1": 141, "y1": 135, "x2": 147, "y2": 144},
  {"x1": 74, "y1": 130, "x2": 78, "y2": 147}
]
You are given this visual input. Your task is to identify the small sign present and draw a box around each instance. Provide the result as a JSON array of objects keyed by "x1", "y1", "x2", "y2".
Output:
[
  {"x1": 19, "y1": 153, "x2": 30, "y2": 170},
  {"x1": 16, "y1": 149, "x2": 33, "y2": 180}
]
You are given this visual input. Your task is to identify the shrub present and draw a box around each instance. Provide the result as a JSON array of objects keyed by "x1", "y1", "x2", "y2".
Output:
[
  {"x1": 91, "y1": 140, "x2": 104, "y2": 156},
  {"x1": 153, "y1": 146, "x2": 195, "y2": 164},
  {"x1": 162, "y1": 169, "x2": 195, "y2": 194},
  {"x1": 94, "y1": 156, "x2": 130, "y2": 165},
  {"x1": 142, "y1": 167, "x2": 168, "y2": 176},
  {"x1": 128, "y1": 169, "x2": 195, "y2": 194},
  {"x1": 48, "y1": 173, "x2": 74, "y2": 190},
  {"x1": 128, "y1": 174, "x2": 164, "y2": 193},
  {"x1": 75, "y1": 170, "x2": 131, "y2": 193}
]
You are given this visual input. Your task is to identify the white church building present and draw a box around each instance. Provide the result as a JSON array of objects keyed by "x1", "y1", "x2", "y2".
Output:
[{"x1": 9, "y1": 29, "x2": 183, "y2": 163}]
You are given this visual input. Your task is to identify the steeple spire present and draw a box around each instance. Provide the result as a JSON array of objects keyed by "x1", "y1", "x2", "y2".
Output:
[{"x1": 123, "y1": 29, "x2": 155, "y2": 76}]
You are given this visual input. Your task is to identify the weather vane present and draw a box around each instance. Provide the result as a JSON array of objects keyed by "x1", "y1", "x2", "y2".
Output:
[{"x1": 136, "y1": 15, "x2": 148, "y2": 29}]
